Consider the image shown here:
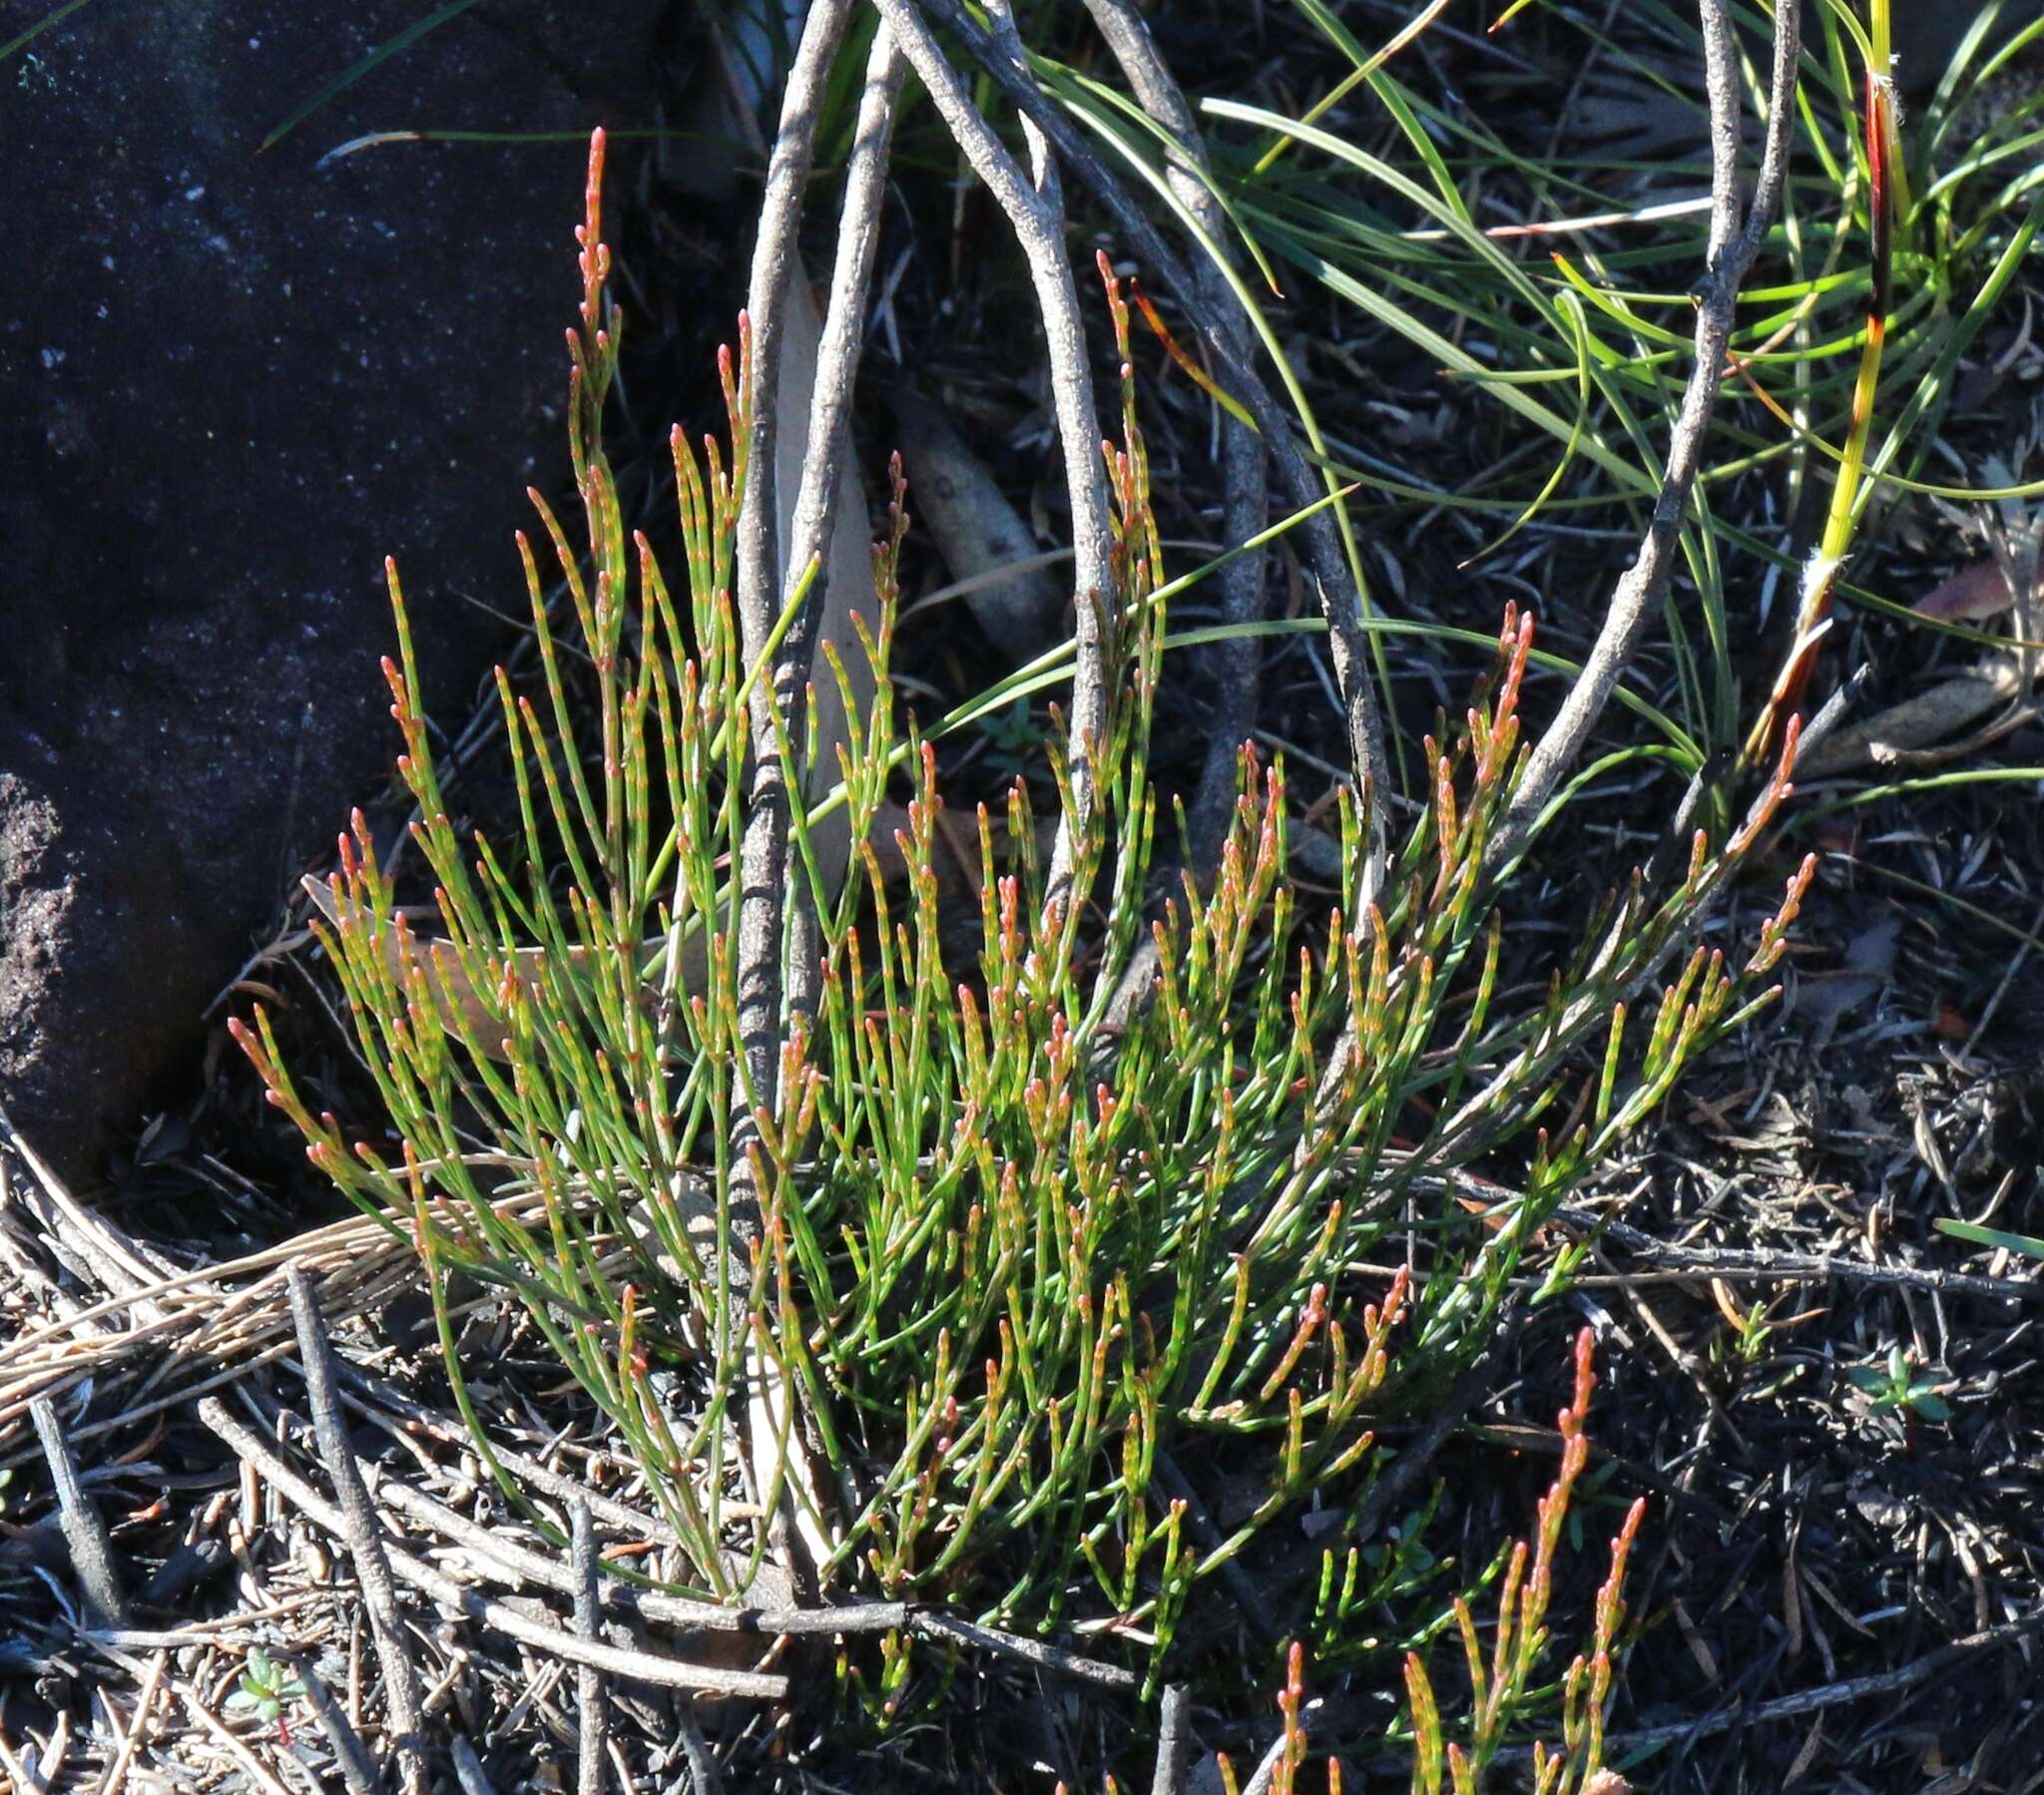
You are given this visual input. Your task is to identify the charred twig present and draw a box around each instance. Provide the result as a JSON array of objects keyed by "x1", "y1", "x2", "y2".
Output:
[
  {"x1": 1349, "y1": 1324, "x2": 1517, "y2": 1549},
  {"x1": 450, "y1": 1734, "x2": 497, "y2": 1795},
  {"x1": 1556, "y1": 1208, "x2": 2044, "y2": 1304},
  {"x1": 911, "y1": 1610, "x2": 1139, "y2": 1690},
  {"x1": 1151, "y1": 1451, "x2": 1280, "y2": 1644},
  {"x1": 287, "y1": 1266, "x2": 427, "y2": 1790},
  {"x1": 282, "y1": 1651, "x2": 384, "y2": 1795},
  {"x1": 1151, "y1": 1682, "x2": 1196, "y2": 1795},
  {"x1": 573, "y1": 1502, "x2": 607, "y2": 1795},
  {"x1": 197, "y1": 1395, "x2": 789, "y2": 1700},
  {"x1": 677, "y1": 1707, "x2": 725, "y2": 1795},
  {"x1": 1793, "y1": 661, "x2": 1874, "y2": 763},
  {"x1": 1444, "y1": 1606, "x2": 2044, "y2": 1769},
  {"x1": 30, "y1": 1393, "x2": 130, "y2": 1628},
  {"x1": 1487, "y1": 0, "x2": 1800, "y2": 873}
]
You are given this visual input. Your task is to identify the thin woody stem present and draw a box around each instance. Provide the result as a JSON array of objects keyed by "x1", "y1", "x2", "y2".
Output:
[
  {"x1": 899, "y1": 0, "x2": 1392, "y2": 910},
  {"x1": 986, "y1": 0, "x2": 1112, "y2": 909},
  {"x1": 872, "y1": 0, "x2": 1117, "y2": 918},
  {"x1": 1082, "y1": 0, "x2": 1269, "y2": 882},
  {"x1": 1487, "y1": 0, "x2": 1800, "y2": 875},
  {"x1": 779, "y1": 25, "x2": 910, "y2": 1027},
  {"x1": 729, "y1": 0, "x2": 858, "y2": 1597},
  {"x1": 733, "y1": 0, "x2": 856, "y2": 1125}
]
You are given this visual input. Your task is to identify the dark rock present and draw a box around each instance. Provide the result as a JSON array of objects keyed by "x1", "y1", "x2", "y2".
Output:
[{"x1": 1, "y1": 1, "x2": 664, "y2": 1184}]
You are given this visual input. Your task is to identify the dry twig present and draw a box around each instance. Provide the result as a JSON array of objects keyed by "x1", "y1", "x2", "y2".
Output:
[
  {"x1": 572, "y1": 1501, "x2": 607, "y2": 1795},
  {"x1": 1557, "y1": 1207, "x2": 2044, "y2": 1305},
  {"x1": 197, "y1": 1396, "x2": 790, "y2": 1700},
  {"x1": 288, "y1": 1265, "x2": 427, "y2": 1790},
  {"x1": 1150, "y1": 1682, "x2": 1196, "y2": 1795},
  {"x1": 450, "y1": 1733, "x2": 497, "y2": 1795},
  {"x1": 30, "y1": 1394, "x2": 129, "y2": 1628},
  {"x1": 912, "y1": 1610, "x2": 1139, "y2": 1690},
  {"x1": 283, "y1": 1651, "x2": 384, "y2": 1795}
]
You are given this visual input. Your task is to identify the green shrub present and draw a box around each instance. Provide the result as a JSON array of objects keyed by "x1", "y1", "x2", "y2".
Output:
[{"x1": 234, "y1": 132, "x2": 1809, "y2": 1737}]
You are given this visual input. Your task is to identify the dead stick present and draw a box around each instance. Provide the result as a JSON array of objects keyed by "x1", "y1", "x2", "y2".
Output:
[
  {"x1": 198, "y1": 1396, "x2": 788, "y2": 1700},
  {"x1": 287, "y1": 1266, "x2": 426, "y2": 1790},
  {"x1": 573, "y1": 1501, "x2": 607, "y2": 1795},
  {"x1": 1555, "y1": 1207, "x2": 2044, "y2": 1305},
  {"x1": 1151, "y1": 1682, "x2": 1196, "y2": 1795},
  {"x1": 676, "y1": 1706, "x2": 725, "y2": 1795},
  {"x1": 450, "y1": 1734, "x2": 497, "y2": 1795},
  {"x1": 30, "y1": 1394, "x2": 129, "y2": 1627},
  {"x1": 331, "y1": 1362, "x2": 690, "y2": 1549},
  {"x1": 912, "y1": 1610, "x2": 1137, "y2": 1690},
  {"x1": 95, "y1": 1644, "x2": 167, "y2": 1795},
  {"x1": 1152, "y1": 1451, "x2": 1278, "y2": 1644},
  {"x1": 1463, "y1": 1605, "x2": 2044, "y2": 1768},
  {"x1": 366, "y1": 1465, "x2": 908, "y2": 1635},
  {"x1": 282, "y1": 1652, "x2": 383, "y2": 1795}
]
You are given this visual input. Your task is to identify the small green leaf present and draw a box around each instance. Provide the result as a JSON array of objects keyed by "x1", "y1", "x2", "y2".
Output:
[
  {"x1": 1935, "y1": 1216, "x2": 2044, "y2": 1260},
  {"x1": 260, "y1": 0, "x2": 482, "y2": 152},
  {"x1": 1908, "y1": 1391, "x2": 1952, "y2": 1424},
  {"x1": 1, "y1": 0, "x2": 95, "y2": 64}
]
